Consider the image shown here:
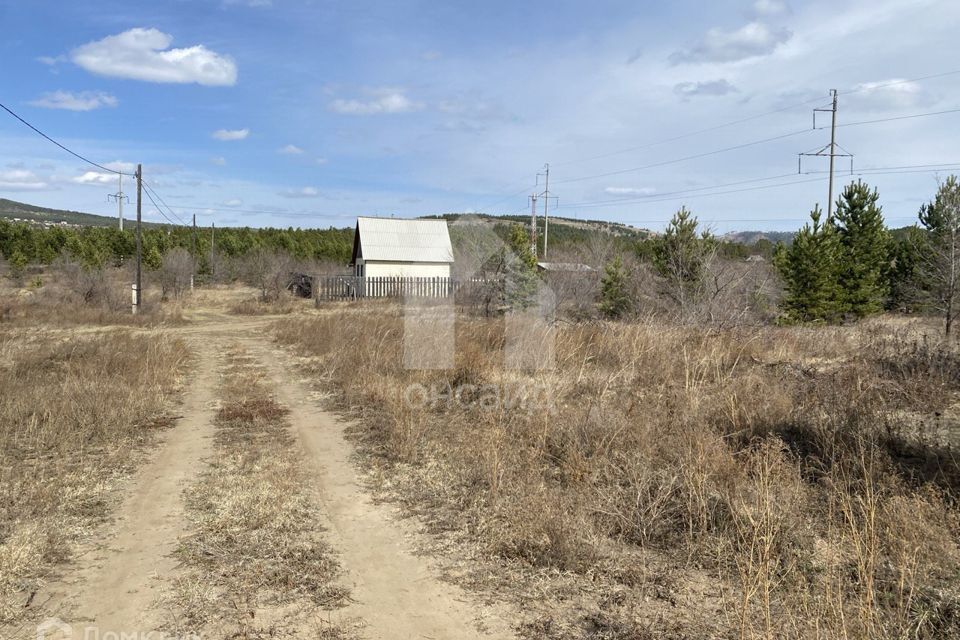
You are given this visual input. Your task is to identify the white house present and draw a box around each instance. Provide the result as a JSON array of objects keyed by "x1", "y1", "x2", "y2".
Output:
[{"x1": 350, "y1": 216, "x2": 454, "y2": 279}]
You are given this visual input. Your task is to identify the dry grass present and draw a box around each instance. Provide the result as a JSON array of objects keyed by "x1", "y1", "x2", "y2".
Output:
[
  {"x1": 274, "y1": 310, "x2": 960, "y2": 640},
  {"x1": 0, "y1": 270, "x2": 185, "y2": 328},
  {"x1": 229, "y1": 295, "x2": 302, "y2": 316},
  {"x1": 0, "y1": 329, "x2": 189, "y2": 625},
  {"x1": 163, "y1": 346, "x2": 348, "y2": 639}
]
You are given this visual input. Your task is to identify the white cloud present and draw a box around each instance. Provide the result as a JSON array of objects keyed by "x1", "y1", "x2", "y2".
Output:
[
  {"x1": 70, "y1": 28, "x2": 237, "y2": 86},
  {"x1": 278, "y1": 144, "x2": 304, "y2": 154},
  {"x1": 0, "y1": 169, "x2": 48, "y2": 191},
  {"x1": 37, "y1": 55, "x2": 66, "y2": 66},
  {"x1": 278, "y1": 186, "x2": 320, "y2": 198},
  {"x1": 212, "y1": 128, "x2": 249, "y2": 141},
  {"x1": 315, "y1": 157, "x2": 329, "y2": 165},
  {"x1": 845, "y1": 79, "x2": 931, "y2": 110},
  {"x1": 754, "y1": 0, "x2": 790, "y2": 16},
  {"x1": 210, "y1": 156, "x2": 227, "y2": 166},
  {"x1": 222, "y1": 198, "x2": 243, "y2": 207},
  {"x1": 673, "y1": 79, "x2": 739, "y2": 99},
  {"x1": 671, "y1": 21, "x2": 792, "y2": 64},
  {"x1": 329, "y1": 89, "x2": 423, "y2": 115},
  {"x1": 604, "y1": 187, "x2": 656, "y2": 197},
  {"x1": 30, "y1": 90, "x2": 118, "y2": 111},
  {"x1": 71, "y1": 170, "x2": 116, "y2": 185}
]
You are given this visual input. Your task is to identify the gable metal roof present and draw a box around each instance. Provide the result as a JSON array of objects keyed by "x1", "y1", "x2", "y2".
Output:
[{"x1": 353, "y1": 217, "x2": 454, "y2": 263}]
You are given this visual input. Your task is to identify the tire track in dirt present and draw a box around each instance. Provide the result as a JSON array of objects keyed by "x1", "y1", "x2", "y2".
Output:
[
  {"x1": 38, "y1": 340, "x2": 220, "y2": 637},
  {"x1": 247, "y1": 340, "x2": 515, "y2": 640}
]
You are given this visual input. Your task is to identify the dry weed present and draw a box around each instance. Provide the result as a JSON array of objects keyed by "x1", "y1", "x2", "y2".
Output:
[{"x1": 274, "y1": 312, "x2": 960, "y2": 639}]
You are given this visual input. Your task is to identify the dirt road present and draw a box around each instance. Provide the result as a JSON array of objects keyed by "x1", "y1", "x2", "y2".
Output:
[
  {"x1": 250, "y1": 340, "x2": 513, "y2": 639},
  {"x1": 31, "y1": 342, "x2": 219, "y2": 638},
  {"x1": 27, "y1": 314, "x2": 513, "y2": 640}
]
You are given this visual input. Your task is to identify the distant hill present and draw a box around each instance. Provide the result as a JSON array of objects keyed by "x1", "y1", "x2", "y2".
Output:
[
  {"x1": 0, "y1": 198, "x2": 152, "y2": 228},
  {"x1": 724, "y1": 230, "x2": 796, "y2": 245},
  {"x1": 428, "y1": 212, "x2": 653, "y2": 238}
]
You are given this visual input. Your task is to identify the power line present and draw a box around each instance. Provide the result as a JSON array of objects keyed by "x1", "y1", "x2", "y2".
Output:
[
  {"x1": 140, "y1": 182, "x2": 186, "y2": 227},
  {"x1": 839, "y1": 69, "x2": 960, "y2": 96},
  {"x1": 140, "y1": 180, "x2": 189, "y2": 226},
  {"x1": 478, "y1": 68, "x2": 960, "y2": 212},
  {"x1": 562, "y1": 172, "x2": 799, "y2": 207},
  {"x1": 551, "y1": 95, "x2": 827, "y2": 169},
  {"x1": 558, "y1": 162, "x2": 960, "y2": 210},
  {"x1": 560, "y1": 175, "x2": 829, "y2": 210},
  {"x1": 0, "y1": 100, "x2": 131, "y2": 176},
  {"x1": 830, "y1": 107, "x2": 960, "y2": 129},
  {"x1": 553, "y1": 106, "x2": 959, "y2": 191},
  {"x1": 554, "y1": 128, "x2": 813, "y2": 186}
]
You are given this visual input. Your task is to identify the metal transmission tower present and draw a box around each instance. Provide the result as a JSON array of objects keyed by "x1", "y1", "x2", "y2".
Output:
[
  {"x1": 107, "y1": 173, "x2": 128, "y2": 230},
  {"x1": 798, "y1": 89, "x2": 853, "y2": 216}
]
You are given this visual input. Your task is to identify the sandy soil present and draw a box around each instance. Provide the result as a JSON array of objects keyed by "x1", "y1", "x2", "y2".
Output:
[{"x1": 21, "y1": 310, "x2": 514, "y2": 640}]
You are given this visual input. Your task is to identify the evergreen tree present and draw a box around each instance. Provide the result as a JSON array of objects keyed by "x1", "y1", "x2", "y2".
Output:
[
  {"x1": 653, "y1": 207, "x2": 712, "y2": 309},
  {"x1": 774, "y1": 206, "x2": 843, "y2": 323},
  {"x1": 886, "y1": 226, "x2": 928, "y2": 312},
  {"x1": 503, "y1": 224, "x2": 539, "y2": 310},
  {"x1": 832, "y1": 181, "x2": 889, "y2": 316},
  {"x1": 917, "y1": 176, "x2": 960, "y2": 335},
  {"x1": 598, "y1": 255, "x2": 632, "y2": 319}
]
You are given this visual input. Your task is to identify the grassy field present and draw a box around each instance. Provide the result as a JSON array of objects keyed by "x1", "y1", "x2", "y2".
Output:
[
  {"x1": 274, "y1": 308, "x2": 960, "y2": 640},
  {"x1": 0, "y1": 324, "x2": 189, "y2": 625}
]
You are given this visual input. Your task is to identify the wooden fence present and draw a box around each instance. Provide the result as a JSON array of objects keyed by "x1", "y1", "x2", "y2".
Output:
[{"x1": 313, "y1": 276, "x2": 491, "y2": 301}]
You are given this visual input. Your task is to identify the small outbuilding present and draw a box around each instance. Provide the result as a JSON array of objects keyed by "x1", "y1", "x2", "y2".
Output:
[{"x1": 350, "y1": 216, "x2": 454, "y2": 278}]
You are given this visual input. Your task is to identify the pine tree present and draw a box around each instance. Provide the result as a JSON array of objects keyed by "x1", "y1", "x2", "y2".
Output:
[
  {"x1": 774, "y1": 206, "x2": 843, "y2": 323},
  {"x1": 917, "y1": 176, "x2": 960, "y2": 335},
  {"x1": 832, "y1": 180, "x2": 889, "y2": 316},
  {"x1": 886, "y1": 226, "x2": 928, "y2": 312},
  {"x1": 598, "y1": 255, "x2": 632, "y2": 319},
  {"x1": 653, "y1": 207, "x2": 712, "y2": 310},
  {"x1": 504, "y1": 224, "x2": 538, "y2": 310}
]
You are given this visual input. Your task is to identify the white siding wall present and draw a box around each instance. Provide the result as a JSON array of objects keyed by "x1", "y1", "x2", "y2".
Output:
[{"x1": 362, "y1": 261, "x2": 450, "y2": 279}]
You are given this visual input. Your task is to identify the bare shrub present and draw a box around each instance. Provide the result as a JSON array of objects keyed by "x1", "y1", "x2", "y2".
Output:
[
  {"x1": 243, "y1": 249, "x2": 298, "y2": 302},
  {"x1": 158, "y1": 247, "x2": 194, "y2": 300},
  {"x1": 55, "y1": 256, "x2": 121, "y2": 308}
]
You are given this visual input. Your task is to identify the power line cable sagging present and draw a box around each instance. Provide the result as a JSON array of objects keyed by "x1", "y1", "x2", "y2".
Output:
[
  {"x1": 140, "y1": 181, "x2": 188, "y2": 227},
  {"x1": 0, "y1": 100, "x2": 132, "y2": 176}
]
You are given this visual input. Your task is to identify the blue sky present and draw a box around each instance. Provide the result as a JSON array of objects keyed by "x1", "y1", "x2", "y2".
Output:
[{"x1": 0, "y1": 0, "x2": 958, "y2": 231}]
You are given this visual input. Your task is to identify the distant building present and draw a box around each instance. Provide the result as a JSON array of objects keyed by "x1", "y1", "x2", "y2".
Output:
[{"x1": 350, "y1": 216, "x2": 454, "y2": 279}]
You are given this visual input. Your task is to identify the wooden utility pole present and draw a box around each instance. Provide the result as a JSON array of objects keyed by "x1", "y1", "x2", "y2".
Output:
[
  {"x1": 191, "y1": 213, "x2": 197, "y2": 291},
  {"x1": 210, "y1": 222, "x2": 216, "y2": 277},
  {"x1": 134, "y1": 164, "x2": 142, "y2": 313}
]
